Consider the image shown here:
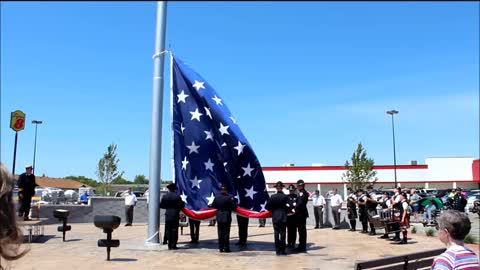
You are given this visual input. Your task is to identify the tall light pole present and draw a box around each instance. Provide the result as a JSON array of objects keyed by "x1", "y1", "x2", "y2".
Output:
[
  {"x1": 32, "y1": 120, "x2": 43, "y2": 175},
  {"x1": 386, "y1": 110, "x2": 399, "y2": 188}
]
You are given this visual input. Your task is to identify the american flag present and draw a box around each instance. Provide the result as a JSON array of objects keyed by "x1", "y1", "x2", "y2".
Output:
[{"x1": 171, "y1": 55, "x2": 269, "y2": 214}]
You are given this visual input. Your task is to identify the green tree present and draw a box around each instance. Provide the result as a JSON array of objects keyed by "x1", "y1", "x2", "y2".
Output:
[
  {"x1": 66, "y1": 175, "x2": 99, "y2": 187},
  {"x1": 96, "y1": 143, "x2": 124, "y2": 195},
  {"x1": 342, "y1": 143, "x2": 377, "y2": 190},
  {"x1": 111, "y1": 176, "x2": 132, "y2": 184},
  {"x1": 133, "y1": 174, "x2": 149, "y2": 185}
]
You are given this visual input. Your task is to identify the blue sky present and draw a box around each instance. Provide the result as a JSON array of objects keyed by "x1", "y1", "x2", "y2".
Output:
[{"x1": 1, "y1": 2, "x2": 478, "y2": 181}]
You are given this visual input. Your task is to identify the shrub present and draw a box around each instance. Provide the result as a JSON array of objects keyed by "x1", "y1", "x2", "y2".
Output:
[
  {"x1": 411, "y1": 226, "x2": 417, "y2": 234},
  {"x1": 464, "y1": 234, "x2": 478, "y2": 244},
  {"x1": 425, "y1": 228, "x2": 436, "y2": 237}
]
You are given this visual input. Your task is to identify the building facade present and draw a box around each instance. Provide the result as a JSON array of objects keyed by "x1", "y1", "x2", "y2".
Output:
[{"x1": 262, "y1": 157, "x2": 480, "y2": 197}]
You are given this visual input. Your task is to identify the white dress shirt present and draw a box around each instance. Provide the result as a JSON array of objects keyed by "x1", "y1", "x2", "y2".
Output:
[
  {"x1": 330, "y1": 194, "x2": 343, "y2": 207},
  {"x1": 312, "y1": 194, "x2": 326, "y2": 207},
  {"x1": 125, "y1": 193, "x2": 137, "y2": 206}
]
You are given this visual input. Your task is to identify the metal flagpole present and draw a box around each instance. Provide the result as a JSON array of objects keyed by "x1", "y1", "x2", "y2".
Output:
[{"x1": 147, "y1": 1, "x2": 167, "y2": 244}]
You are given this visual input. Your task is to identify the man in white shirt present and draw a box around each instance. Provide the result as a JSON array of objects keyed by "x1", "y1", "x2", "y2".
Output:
[
  {"x1": 309, "y1": 190, "x2": 326, "y2": 229},
  {"x1": 124, "y1": 188, "x2": 137, "y2": 226},
  {"x1": 330, "y1": 189, "x2": 343, "y2": 229}
]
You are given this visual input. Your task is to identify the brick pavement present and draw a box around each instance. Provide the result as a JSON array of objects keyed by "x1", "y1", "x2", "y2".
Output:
[{"x1": 7, "y1": 221, "x2": 479, "y2": 270}]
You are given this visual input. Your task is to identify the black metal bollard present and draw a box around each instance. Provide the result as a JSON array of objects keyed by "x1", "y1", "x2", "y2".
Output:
[
  {"x1": 94, "y1": 215, "x2": 121, "y2": 261},
  {"x1": 53, "y1": 209, "x2": 71, "y2": 242}
]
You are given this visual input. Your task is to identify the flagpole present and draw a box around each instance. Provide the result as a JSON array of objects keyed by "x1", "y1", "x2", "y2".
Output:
[{"x1": 147, "y1": 0, "x2": 167, "y2": 244}]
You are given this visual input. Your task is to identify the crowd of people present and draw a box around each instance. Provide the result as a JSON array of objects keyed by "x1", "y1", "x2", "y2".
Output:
[{"x1": 1, "y1": 164, "x2": 478, "y2": 269}]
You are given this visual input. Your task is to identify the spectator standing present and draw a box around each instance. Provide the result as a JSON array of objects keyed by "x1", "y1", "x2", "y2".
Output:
[
  {"x1": 330, "y1": 188, "x2": 343, "y2": 229},
  {"x1": 309, "y1": 190, "x2": 325, "y2": 229},
  {"x1": 431, "y1": 210, "x2": 479, "y2": 269},
  {"x1": 124, "y1": 188, "x2": 137, "y2": 226}
]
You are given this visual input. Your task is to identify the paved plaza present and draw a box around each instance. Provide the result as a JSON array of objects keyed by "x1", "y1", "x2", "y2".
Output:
[{"x1": 8, "y1": 214, "x2": 480, "y2": 270}]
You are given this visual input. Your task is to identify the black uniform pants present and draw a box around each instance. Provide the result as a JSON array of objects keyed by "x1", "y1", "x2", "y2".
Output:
[
  {"x1": 125, "y1": 205, "x2": 134, "y2": 225},
  {"x1": 217, "y1": 222, "x2": 231, "y2": 251},
  {"x1": 359, "y1": 208, "x2": 368, "y2": 231},
  {"x1": 18, "y1": 195, "x2": 32, "y2": 218},
  {"x1": 296, "y1": 215, "x2": 307, "y2": 250},
  {"x1": 287, "y1": 215, "x2": 297, "y2": 245},
  {"x1": 165, "y1": 220, "x2": 179, "y2": 249},
  {"x1": 237, "y1": 215, "x2": 249, "y2": 244},
  {"x1": 273, "y1": 222, "x2": 287, "y2": 254},
  {"x1": 313, "y1": 206, "x2": 324, "y2": 227},
  {"x1": 189, "y1": 219, "x2": 200, "y2": 242},
  {"x1": 259, "y1": 218, "x2": 266, "y2": 226}
]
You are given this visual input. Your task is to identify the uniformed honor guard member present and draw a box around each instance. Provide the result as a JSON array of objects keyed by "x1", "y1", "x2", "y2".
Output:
[
  {"x1": 346, "y1": 187, "x2": 357, "y2": 231},
  {"x1": 211, "y1": 185, "x2": 237, "y2": 253},
  {"x1": 265, "y1": 181, "x2": 290, "y2": 256},
  {"x1": 357, "y1": 189, "x2": 369, "y2": 233},
  {"x1": 17, "y1": 165, "x2": 37, "y2": 221},
  {"x1": 294, "y1": 179, "x2": 309, "y2": 252},
  {"x1": 160, "y1": 183, "x2": 185, "y2": 250},
  {"x1": 365, "y1": 186, "x2": 378, "y2": 235},
  {"x1": 286, "y1": 184, "x2": 298, "y2": 247}
]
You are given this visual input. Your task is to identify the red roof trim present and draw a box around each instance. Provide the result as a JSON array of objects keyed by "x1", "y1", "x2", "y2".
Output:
[
  {"x1": 262, "y1": 165, "x2": 428, "y2": 171},
  {"x1": 266, "y1": 179, "x2": 478, "y2": 185}
]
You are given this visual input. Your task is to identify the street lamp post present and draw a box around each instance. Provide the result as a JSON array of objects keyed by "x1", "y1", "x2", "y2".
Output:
[
  {"x1": 32, "y1": 120, "x2": 43, "y2": 175},
  {"x1": 386, "y1": 110, "x2": 399, "y2": 188}
]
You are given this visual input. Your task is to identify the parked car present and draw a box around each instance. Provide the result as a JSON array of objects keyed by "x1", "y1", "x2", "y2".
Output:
[
  {"x1": 467, "y1": 192, "x2": 480, "y2": 212},
  {"x1": 114, "y1": 190, "x2": 144, "y2": 198}
]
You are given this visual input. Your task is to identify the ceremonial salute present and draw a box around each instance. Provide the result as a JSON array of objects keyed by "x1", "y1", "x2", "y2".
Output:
[
  {"x1": 211, "y1": 185, "x2": 237, "y2": 253},
  {"x1": 365, "y1": 186, "x2": 378, "y2": 235},
  {"x1": 17, "y1": 165, "x2": 37, "y2": 221},
  {"x1": 357, "y1": 189, "x2": 369, "y2": 233},
  {"x1": 294, "y1": 179, "x2": 308, "y2": 252},
  {"x1": 160, "y1": 183, "x2": 185, "y2": 250},
  {"x1": 286, "y1": 184, "x2": 297, "y2": 247},
  {"x1": 265, "y1": 181, "x2": 290, "y2": 256},
  {"x1": 310, "y1": 190, "x2": 326, "y2": 229},
  {"x1": 330, "y1": 188, "x2": 343, "y2": 229},
  {"x1": 346, "y1": 187, "x2": 357, "y2": 231}
]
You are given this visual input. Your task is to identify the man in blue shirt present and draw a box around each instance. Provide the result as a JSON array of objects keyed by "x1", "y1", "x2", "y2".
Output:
[{"x1": 79, "y1": 191, "x2": 89, "y2": 205}]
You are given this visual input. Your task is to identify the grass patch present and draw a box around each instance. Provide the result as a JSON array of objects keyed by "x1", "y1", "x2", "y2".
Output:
[
  {"x1": 425, "y1": 228, "x2": 436, "y2": 237},
  {"x1": 464, "y1": 234, "x2": 478, "y2": 244},
  {"x1": 411, "y1": 226, "x2": 417, "y2": 234}
]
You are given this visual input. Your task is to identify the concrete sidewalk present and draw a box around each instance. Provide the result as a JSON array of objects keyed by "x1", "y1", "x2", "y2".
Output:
[{"x1": 8, "y1": 222, "x2": 479, "y2": 270}]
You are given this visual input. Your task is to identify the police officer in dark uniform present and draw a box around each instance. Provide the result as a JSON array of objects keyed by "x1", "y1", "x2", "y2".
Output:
[
  {"x1": 17, "y1": 165, "x2": 37, "y2": 221},
  {"x1": 357, "y1": 189, "x2": 369, "y2": 233},
  {"x1": 236, "y1": 214, "x2": 249, "y2": 246},
  {"x1": 265, "y1": 181, "x2": 290, "y2": 256},
  {"x1": 451, "y1": 188, "x2": 467, "y2": 212},
  {"x1": 294, "y1": 179, "x2": 308, "y2": 252},
  {"x1": 365, "y1": 186, "x2": 378, "y2": 235},
  {"x1": 160, "y1": 183, "x2": 185, "y2": 250},
  {"x1": 211, "y1": 185, "x2": 237, "y2": 253},
  {"x1": 286, "y1": 184, "x2": 297, "y2": 247}
]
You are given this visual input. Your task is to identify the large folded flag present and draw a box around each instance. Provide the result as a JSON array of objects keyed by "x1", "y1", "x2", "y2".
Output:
[{"x1": 171, "y1": 55, "x2": 270, "y2": 219}]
